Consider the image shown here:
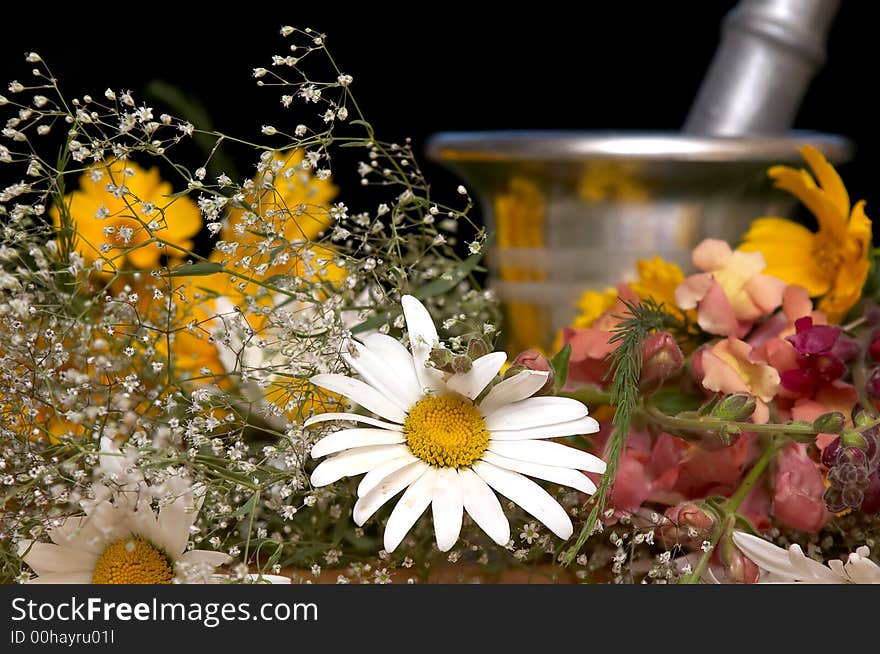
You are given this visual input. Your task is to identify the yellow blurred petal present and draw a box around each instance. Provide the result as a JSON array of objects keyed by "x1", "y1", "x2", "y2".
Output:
[
  {"x1": 739, "y1": 217, "x2": 830, "y2": 296},
  {"x1": 847, "y1": 200, "x2": 873, "y2": 246},
  {"x1": 799, "y1": 145, "x2": 850, "y2": 219},
  {"x1": 573, "y1": 287, "x2": 617, "y2": 328},
  {"x1": 631, "y1": 256, "x2": 684, "y2": 308}
]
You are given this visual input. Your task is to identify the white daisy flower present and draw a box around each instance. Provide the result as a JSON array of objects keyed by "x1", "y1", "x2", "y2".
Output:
[
  {"x1": 307, "y1": 295, "x2": 603, "y2": 553},
  {"x1": 733, "y1": 532, "x2": 880, "y2": 584},
  {"x1": 18, "y1": 440, "x2": 230, "y2": 584}
]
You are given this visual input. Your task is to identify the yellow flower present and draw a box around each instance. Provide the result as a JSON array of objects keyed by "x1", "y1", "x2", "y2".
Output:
[
  {"x1": 223, "y1": 150, "x2": 338, "y2": 245},
  {"x1": 572, "y1": 287, "x2": 618, "y2": 329},
  {"x1": 630, "y1": 256, "x2": 687, "y2": 312},
  {"x1": 571, "y1": 257, "x2": 692, "y2": 330},
  {"x1": 739, "y1": 146, "x2": 872, "y2": 322},
  {"x1": 51, "y1": 160, "x2": 201, "y2": 271}
]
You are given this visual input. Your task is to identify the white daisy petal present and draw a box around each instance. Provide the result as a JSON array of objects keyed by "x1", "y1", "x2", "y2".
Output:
[
  {"x1": 361, "y1": 333, "x2": 422, "y2": 396},
  {"x1": 488, "y1": 416, "x2": 600, "y2": 441},
  {"x1": 304, "y1": 412, "x2": 403, "y2": 431},
  {"x1": 352, "y1": 461, "x2": 429, "y2": 526},
  {"x1": 310, "y1": 373, "x2": 407, "y2": 423},
  {"x1": 446, "y1": 352, "x2": 507, "y2": 400},
  {"x1": 177, "y1": 550, "x2": 233, "y2": 568},
  {"x1": 157, "y1": 496, "x2": 200, "y2": 559},
  {"x1": 481, "y1": 451, "x2": 597, "y2": 495},
  {"x1": 384, "y1": 466, "x2": 438, "y2": 552},
  {"x1": 311, "y1": 428, "x2": 406, "y2": 459},
  {"x1": 787, "y1": 544, "x2": 840, "y2": 582},
  {"x1": 472, "y1": 460, "x2": 573, "y2": 540},
  {"x1": 310, "y1": 444, "x2": 411, "y2": 487},
  {"x1": 484, "y1": 396, "x2": 589, "y2": 431},
  {"x1": 357, "y1": 454, "x2": 420, "y2": 497},
  {"x1": 487, "y1": 439, "x2": 607, "y2": 474},
  {"x1": 401, "y1": 295, "x2": 445, "y2": 394},
  {"x1": 458, "y1": 467, "x2": 510, "y2": 546},
  {"x1": 732, "y1": 532, "x2": 839, "y2": 583},
  {"x1": 19, "y1": 542, "x2": 96, "y2": 575},
  {"x1": 478, "y1": 370, "x2": 550, "y2": 415},
  {"x1": 344, "y1": 339, "x2": 420, "y2": 409},
  {"x1": 845, "y1": 553, "x2": 880, "y2": 584},
  {"x1": 47, "y1": 517, "x2": 107, "y2": 554},
  {"x1": 431, "y1": 468, "x2": 464, "y2": 552}
]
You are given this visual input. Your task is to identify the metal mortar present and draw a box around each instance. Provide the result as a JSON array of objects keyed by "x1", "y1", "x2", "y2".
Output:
[{"x1": 427, "y1": 1, "x2": 848, "y2": 353}]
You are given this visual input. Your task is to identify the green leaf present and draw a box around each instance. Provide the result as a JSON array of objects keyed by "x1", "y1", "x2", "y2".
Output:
[
  {"x1": 351, "y1": 310, "x2": 393, "y2": 335},
  {"x1": 166, "y1": 261, "x2": 223, "y2": 277},
  {"x1": 733, "y1": 514, "x2": 761, "y2": 536},
  {"x1": 230, "y1": 492, "x2": 258, "y2": 519},
  {"x1": 413, "y1": 253, "x2": 484, "y2": 299},
  {"x1": 650, "y1": 388, "x2": 706, "y2": 415},
  {"x1": 550, "y1": 343, "x2": 571, "y2": 394}
]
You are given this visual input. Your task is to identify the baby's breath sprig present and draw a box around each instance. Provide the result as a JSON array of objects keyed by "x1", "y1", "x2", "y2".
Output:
[{"x1": 0, "y1": 25, "x2": 500, "y2": 582}]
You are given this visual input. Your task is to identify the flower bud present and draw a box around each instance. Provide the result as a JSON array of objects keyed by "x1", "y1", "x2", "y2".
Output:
[
  {"x1": 660, "y1": 502, "x2": 715, "y2": 548},
  {"x1": 840, "y1": 429, "x2": 869, "y2": 450},
  {"x1": 452, "y1": 354, "x2": 472, "y2": 374},
  {"x1": 511, "y1": 349, "x2": 551, "y2": 372},
  {"x1": 861, "y1": 473, "x2": 880, "y2": 514},
  {"x1": 428, "y1": 346, "x2": 454, "y2": 373},
  {"x1": 638, "y1": 332, "x2": 684, "y2": 392},
  {"x1": 812, "y1": 411, "x2": 846, "y2": 435},
  {"x1": 466, "y1": 337, "x2": 489, "y2": 360},
  {"x1": 722, "y1": 537, "x2": 760, "y2": 584},
  {"x1": 710, "y1": 393, "x2": 756, "y2": 422}
]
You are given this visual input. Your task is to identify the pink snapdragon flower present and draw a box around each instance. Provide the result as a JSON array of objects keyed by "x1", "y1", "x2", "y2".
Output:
[
  {"x1": 675, "y1": 239, "x2": 786, "y2": 337},
  {"x1": 772, "y1": 443, "x2": 831, "y2": 532},
  {"x1": 700, "y1": 337, "x2": 781, "y2": 423}
]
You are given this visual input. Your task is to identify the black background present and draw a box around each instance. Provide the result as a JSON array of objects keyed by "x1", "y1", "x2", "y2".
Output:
[{"x1": 0, "y1": 2, "x2": 875, "y2": 234}]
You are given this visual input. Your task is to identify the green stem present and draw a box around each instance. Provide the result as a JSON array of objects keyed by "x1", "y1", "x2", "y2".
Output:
[
  {"x1": 643, "y1": 404, "x2": 821, "y2": 437},
  {"x1": 679, "y1": 438, "x2": 779, "y2": 584},
  {"x1": 852, "y1": 359, "x2": 879, "y2": 418}
]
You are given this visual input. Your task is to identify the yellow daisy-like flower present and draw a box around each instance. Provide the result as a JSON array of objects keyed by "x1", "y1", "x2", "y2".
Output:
[
  {"x1": 630, "y1": 256, "x2": 686, "y2": 311},
  {"x1": 572, "y1": 287, "x2": 618, "y2": 329},
  {"x1": 222, "y1": 149, "x2": 338, "y2": 245},
  {"x1": 570, "y1": 257, "x2": 691, "y2": 329},
  {"x1": 739, "y1": 145, "x2": 872, "y2": 322},
  {"x1": 51, "y1": 160, "x2": 201, "y2": 271}
]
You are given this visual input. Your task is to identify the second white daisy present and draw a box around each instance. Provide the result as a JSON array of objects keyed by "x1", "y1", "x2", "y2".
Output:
[{"x1": 307, "y1": 295, "x2": 603, "y2": 553}]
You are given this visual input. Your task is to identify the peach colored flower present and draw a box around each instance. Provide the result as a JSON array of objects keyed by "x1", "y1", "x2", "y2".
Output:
[
  {"x1": 701, "y1": 337, "x2": 781, "y2": 423},
  {"x1": 676, "y1": 239, "x2": 786, "y2": 337}
]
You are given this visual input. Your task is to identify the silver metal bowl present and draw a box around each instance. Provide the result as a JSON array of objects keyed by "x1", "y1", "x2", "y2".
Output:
[{"x1": 427, "y1": 130, "x2": 852, "y2": 352}]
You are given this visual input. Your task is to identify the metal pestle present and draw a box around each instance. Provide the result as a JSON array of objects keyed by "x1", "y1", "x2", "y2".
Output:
[{"x1": 685, "y1": 0, "x2": 841, "y2": 135}]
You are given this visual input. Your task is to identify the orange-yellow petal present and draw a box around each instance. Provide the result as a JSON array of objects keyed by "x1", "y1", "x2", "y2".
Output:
[
  {"x1": 739, "y1": 217, "x2": 830, "y2": 296},
  {"x1": 768, "y1": 166, "x2": 847, "y2": 244},
  {"x1": 799, "y1": 145, "x2": 850, "y2": 219}
]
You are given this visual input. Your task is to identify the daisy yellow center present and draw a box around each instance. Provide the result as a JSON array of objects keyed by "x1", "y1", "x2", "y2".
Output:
[
  {"x1": 91, "y1": 537, "x2": 174, "y2": 584},
  {"x1": 404, "y1": 396, "x2": 489, "y2": 468}
]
